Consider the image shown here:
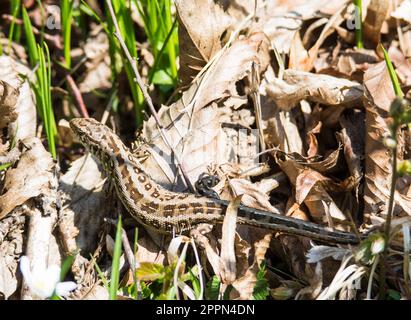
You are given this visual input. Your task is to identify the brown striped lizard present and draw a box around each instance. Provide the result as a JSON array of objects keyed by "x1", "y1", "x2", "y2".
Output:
[{"x1": 70, "y1": 118, "x2": 365, "y2": 245}]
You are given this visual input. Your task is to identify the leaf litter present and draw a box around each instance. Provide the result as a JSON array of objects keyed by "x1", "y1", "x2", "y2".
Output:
[{"x1": 1, "y1": 0, "x2": 411, "y2": 300}]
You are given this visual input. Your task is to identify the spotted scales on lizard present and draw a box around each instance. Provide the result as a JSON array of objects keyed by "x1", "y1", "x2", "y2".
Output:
[{"x1": 70, "y1": 118, "x2": 365, "y2": 245}]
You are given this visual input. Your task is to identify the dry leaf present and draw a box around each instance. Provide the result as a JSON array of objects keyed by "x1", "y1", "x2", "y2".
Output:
[
  {"x1": 219, "y1": 197, "x2": 240, "y2": 284},
  {"x1": 389, "y1": 46, "x2": 411, "y2": 86},
  {"x1": 266, "y1": 70, "x2": 363, "y2": 110},
  {"x1": 264, "y1": 99, "x2": 303, "y2": 154},
  {"x1": 59, "y1": 155, "x2": 112, "y2": 256},
  {"x1": 230, "y1": 232, "x2": 272, "y2": 300},
  {"x1": 0, "y1": 138, "x2": 54, "y2": 219},
  {"x1": 176, "y1": 0, "x2": 232, "y2": 86},
  {"x1": 363, "y1": 61, "x2": 411, "y2": 222},
  {"x1": 0, "y1": 213, "x2": 25, "y2": 299},
  {"x1": 0, "y1": 80, "x2": 18, "y2": 130},
  {"x1": 363, "y1": 0, "x2": 390, "y2": 46},
  {"x1": 141, "y1": 32, "x2": 269, "y2": 190},
  {"x1": 79, "y1": 32, "x2": 112, "y2": 93},
  {"x1": 391, "y1": 0, "x2": 411, "y2": 24},
  {"x1": 0, "y1": 56, "x2": 36, "y2": 141},
  {"x1": 228, "y1": 178, "x2": 281, "y2": 214},
  {"x1": 289, "y1": 31, "x2": 310, "y2": 71}
]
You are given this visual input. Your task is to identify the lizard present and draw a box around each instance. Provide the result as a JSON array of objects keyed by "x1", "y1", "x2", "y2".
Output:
[{"x1": 70, "y1": 117, "x2": 365, "y2": 245}]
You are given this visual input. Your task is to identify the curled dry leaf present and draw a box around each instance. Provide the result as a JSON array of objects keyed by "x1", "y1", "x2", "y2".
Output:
[
  {"x1": 219, "y1": 197, "x2": 240, "y2": 284},
  {"x1": 79, "y1": 32, "x2": 112, "y2": 93},
  {"x1": 391, "y1": 0, "x2": 411, "y2": 24},
  {"x1": 227, "y1": 178, "x2": 281, "y2": 214},
  {"x1": 230, "y1": 231, "x2": 272, "y2": 300},
  {"x1": 273, "y1": 148, "x2": 358, "y2": 227},
  {"x1": 0, "y1": 213, "x2": 25, "y2": 299},
  {"x1": 363, "y1": 61, "x2": 411, "y2": 222},
  {"x1": 289, "y1": 31, "x2": 310, "y2": 71},
  {"x1": 306, "y1": 245, "x2": 349, "y2": 264},
  {"x1": 176, "y1": 0, "x2": 232, "y2": 86},
  {"x1": 0, "y1": 56, "x2": 36, "y2": 142},
  {"x1": 0, "y1": 138, "x2": 59, "y2": 300},
  {"x1": 135, "y1": 234, "x2": 166, "y2": 266},
  {"x1": 0, "y1": 80, "x2": 18, "y2": 155},
  {"x1": 0, "y1": 138, "x2": 54, "y2": 220},
  {"x1": 262, "y1": 0, "x2": 347, "y2": 55},
  {"x1": 141, "y1": 32, "x2": 269, "y2": 190},
  {"x1": 59, "y1": 155, "x2": 112, "y2": 257},
  {"x1": 263, "y1": 103, "x2": 303, "y2": 154},
  {"x1": 363, "y1": 0, "x2": 390, "y2": 47},
  {"x1": 388, "y1": 46, "x2": 411, "y2": 87},
  {"x1": 266, "y1": 70, "x2": 363, "y2": 110}
]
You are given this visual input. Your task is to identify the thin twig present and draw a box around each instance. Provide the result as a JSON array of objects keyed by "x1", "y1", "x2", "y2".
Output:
[
  {"x1": 65, "y1": 71, "x2": 90, "y2": 118},
  {"x1": 105, "y1": 0, "x2": 194, "y2": 192},
  {"x1": 379, "y1": 140, "x2": 398, "y2": 299},
  {"x1": 251, "y1": 62, "x2": 266, "y2": 159},
  {"x1": 173, "y1": 241, "x2": 189, "y2": 300},
  {"x1": 190, "y1": 238, "x2": 204, "y2": 300}
]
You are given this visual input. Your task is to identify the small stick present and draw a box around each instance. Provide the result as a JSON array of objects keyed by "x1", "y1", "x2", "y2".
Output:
[
  {"x1": 105, "y1": 0, "x2": 194, "y2": 192},
  {"x1": 58, "y1": 57, "x2": 89, "y2": 118},
  {"x1": 65, "y1": 72, "x2": 90, "y2": 118}
]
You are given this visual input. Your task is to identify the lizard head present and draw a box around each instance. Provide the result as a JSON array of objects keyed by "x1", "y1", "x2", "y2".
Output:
[{"x1": 70, "y1": 118, "x2": 125, "y2": 165}]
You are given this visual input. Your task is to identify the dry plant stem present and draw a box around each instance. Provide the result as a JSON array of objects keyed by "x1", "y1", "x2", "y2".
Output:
[
  {"x1": 367, "y1": 255, "x2": 379, "y2": 299},
  {"x1": 251, "y1": 63, "x2": 266, "y2": 157},
  {"x1": 57, "y1": 56, "x2": 88, "y2": 88},
  {"x1": 191, "y1": 238, "x2": 204, "y2": 299},
  {"x1": 174, "y1": 241, "x2": 189, "y2": 300},
  {"x1": 105, "y1": 217, "x2": 142, "y2": 297},
  {"x1": 65, "y1": 72, "x2": 90, "y2": 118},
  {"x1": 120, "y1": 224, "x2": 141, "y2": 297},
  {"x1": 380, "y1": 140, "x2": 398, "y2": 299},
  {"x1": 105, "y1": 0, "x2": 194, "y2": 192}
]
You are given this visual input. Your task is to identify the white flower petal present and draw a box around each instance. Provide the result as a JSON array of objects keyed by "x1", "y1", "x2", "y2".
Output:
[
  {"x1": 371, "y1": 238, "x2": 385, "y2": 255},
  {"x1": 47, "y1": 265, "x2": 62, "y2": 286},
  {"x1": 20, "y1": 257, "x2": 65, "y2": 299},
  {"x1": 31, "y1": 260, "x2": 47, "y2": 280},
  {"x1": 30, "y1": 282, "x2": 55, "y2": 299},
  {"x1": 55, "y1": 281, "x2": 77, "y2": 297},
  {"x1": 19, "y1": 256, "x2": 32, "y2": 285}
]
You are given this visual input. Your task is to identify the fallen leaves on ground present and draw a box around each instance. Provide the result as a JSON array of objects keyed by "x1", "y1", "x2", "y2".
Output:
[{"x1": 1, "y1": 0, "x2": 411, "y2": 300}]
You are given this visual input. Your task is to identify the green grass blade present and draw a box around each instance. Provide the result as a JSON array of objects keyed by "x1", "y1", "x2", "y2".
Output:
[
  {"x1": 7, "y1": 0, "x2": 21, "y2": 54},
  {"x1": 107, "y1": 0, "x2": 145, "y2": 123},
  {"x1": 0, "y1": 163, "x2": 12, "y2": 171},
  {"x1": 60, "y1": 254, "x2": 76, "y2": 281},
  {"x1": 62, "y1": 0, "x2": 74, "y2": 68},
  {"x1": 149, "y1": 17, "x2": 177, "y2": 84},
  {"x1": 22, "y1": 7, "x2": 39, "y2": 65},
  {"x1": 353, "y1": 0, "x2": 363, "y2": 49},
  {"x1": 109, "y1": 216, "x2": 123, "y2": 300},
  {"x1": 380, "y1": 44, "x2": 404, "y2": 98},
  {"x1": 80, "y1": 0, "x2": 110, "y2": 34},
  {"x1": 94, "y1": 260, "x2": 110, "y2": 291}
]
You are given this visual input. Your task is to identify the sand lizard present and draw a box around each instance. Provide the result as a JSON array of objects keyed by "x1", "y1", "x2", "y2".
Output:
[{"x1": 70, "y1": 118, "x2": 364, "y2": 245}]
